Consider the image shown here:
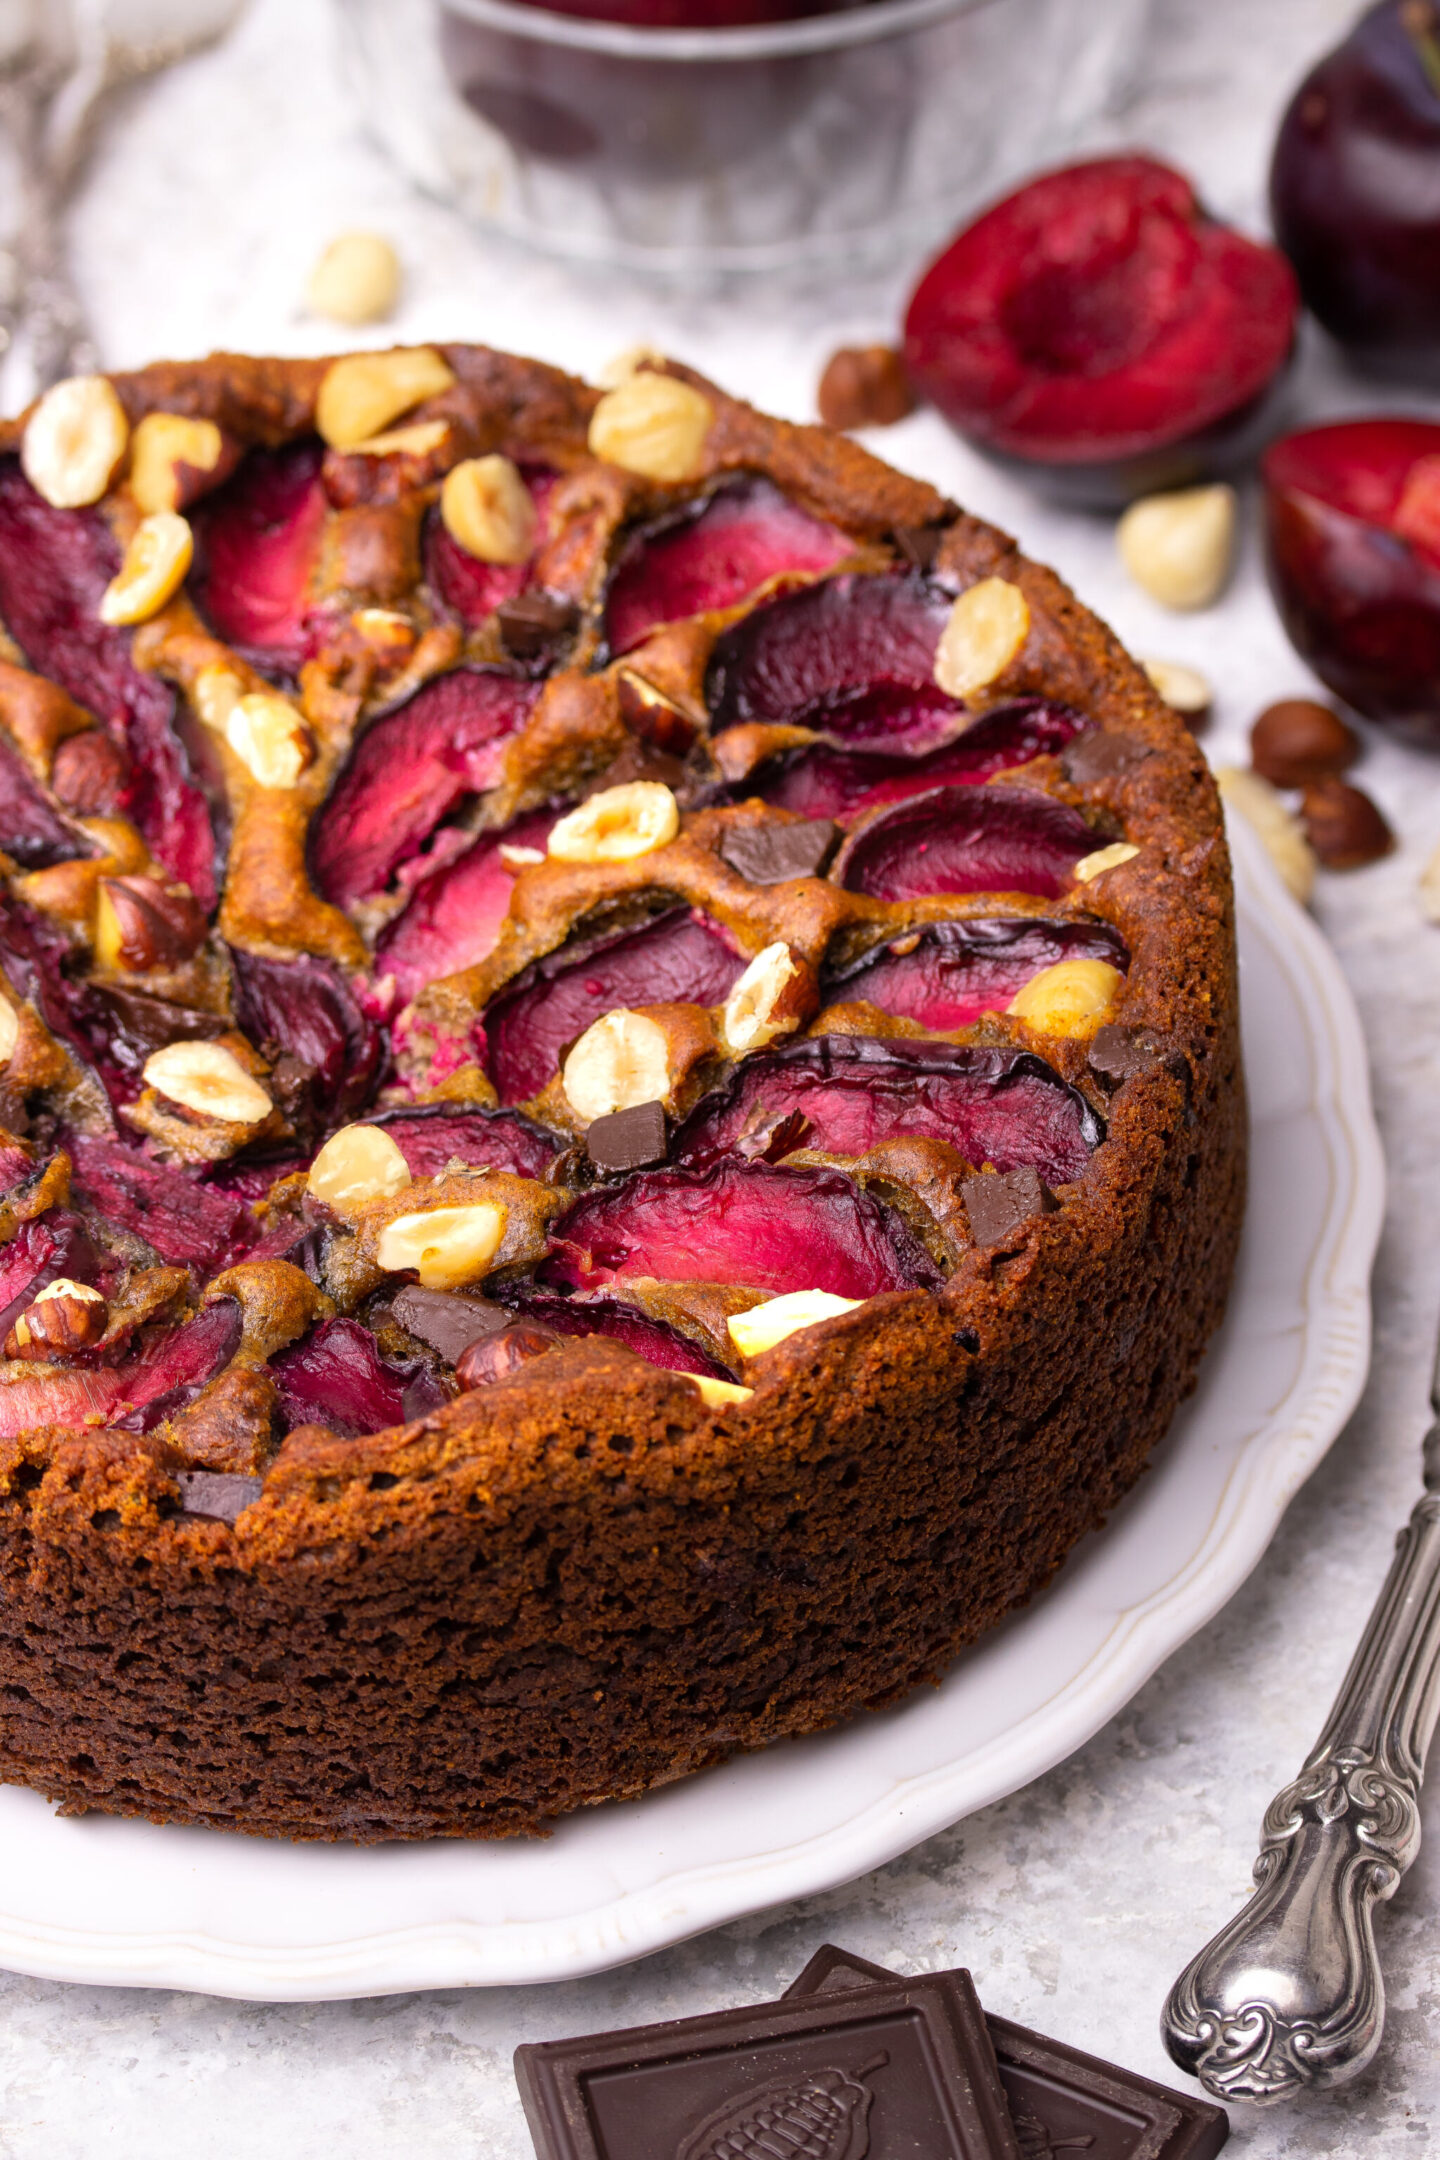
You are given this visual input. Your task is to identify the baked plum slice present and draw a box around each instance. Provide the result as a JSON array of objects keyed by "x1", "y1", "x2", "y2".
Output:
[
  {"x1": 498, "y1": 1289, "x2": 730, "y2": 1379},
  {"x1": 271, "y1": 1316, "x2": 447, "y2": 1438},
  {"x1": 376, "y1": 807, "x2": 558, "y2": 1002},
  {"x1": 826, "y1": 916, "x2": 1129, "y2": 1030},
  {"x1": 546, "y1": 1158, "x2": 943, "y2": 1301},
  {"x1": 0, "y1": 735, "x2": 94, "y2": 869},
  {"x1": 311, "y1": 669, "x2": 542, "y2": 911},
  {"x1": 65, "y1": 1132, "x2": 253, "y2": 1272},
  {"x1": 835, "y1": 785, "x2": 1097, "y2": 901},
  {"x1": 370, "y1": 1103, "x2": 560, "y2": 1181},
  {"x1": 742, "y1": 698, "x2": 1084, "y2": 822},
  {"x1": 424, "y1": 466, "x2": 558, "y2": 627},
  {"x1": 189, "y1": 441, "x2": 328, "y2": 673},
  {"x1": 1263, "y1": 419, "x2": 1440, "y2": 742},
  {"x1": 674, "y1": 1035, "x2": 1101, "y2": 1184},
  {"x1": 0, "y1": 463, "x2": 216, "y2": 905},
  {"x1": 604, "y1": 477, "x2": 852, "y2": 655},
  {"x1": 0, "y1": 1298, "x2": 242, "y2": 1441},
  {"x1": 485, "y1": 905, "x2": 746, "y2": 1105},
  {"x1": 706, "y1": 573, "x2": 958, "y2": 745},
  {"x1": 229, "y1": 947, "x2": 385, "y2": 1123},
  {"x1": 903, "y1": 155, "x2": 1298, "y2": 507}
]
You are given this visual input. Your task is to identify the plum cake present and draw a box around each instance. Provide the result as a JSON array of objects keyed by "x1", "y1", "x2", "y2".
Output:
[{"x1": 0, "y1": 346, "x2": 1242, "y2": 1839}]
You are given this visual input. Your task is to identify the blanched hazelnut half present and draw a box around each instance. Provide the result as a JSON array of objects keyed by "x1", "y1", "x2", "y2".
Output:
[
  {"x1": 308, "y1": 1123, "x2": 411, "y2": 1213},
  {"x1": 587, "y1": 373, "x2": 713, "y2": 483},
  {"x1": 143, "y1": 1041, "x2": 273, "y2": 1124},
  {"x1": 225, "y1": 691, "x2": 312, "y2": 790},
  {"x1": 375, "y1": 1203, "x2": 508, "y2": 1290},
  {"x1": 1072, "y1": 841, "x2": 1140, "y2": 884},
  {"x1": 690, "y1": 1375, "x2": 754, "y2": 1408},
  {"x1": 1217, "y1": 766, "x2": 1316, "y2": 904},
  {"x1": 307, "y1": 231, "x2": 401, "y2": 326},
  {"x1": 547, "y1": 781, "x2": 679, "y2": 865},
  {"x1": 721, "y1": 942, "x2": 802, "y2": 1056},
  {"x1": 1142, "y1": 657, "x2": 1213, "y2": 721},
  {"x1": 1117, "y1": 484, "x2": 1236, "y2": 611},
  {"x1": 315, "y1": 348, "x2": 456, "y2": 452},
  {"x1": 129, "y1": 413, "x2": 225, "y2": 515},
  {"x1": 933, "y1": 577, "x2": 1030, "y2": 699},
  {"x1": 98, "y1": 512, "x2": 194, "y2": 626},
  {"x1": 192, "y1": 663, "x2": 244, "y2": 734},
  {"x1": 1007, "y1": 959, "x2": 1122, "y2": 1038},
  {"x1": 728, "y1": 1289, "x2": 864, "y2": 1359},
  {"x1": 563, "y1": 1009, "x2": 672, "y2": 1124},
  {"x1": 22, "y1": 375, "x2": 129, "y2": 508},
  {"x1": 441, "y1": 455, "x2": 536, "y2": 566},
  {"x1": 0, "y1": 993, "x2": 18, "y2": 1065}
]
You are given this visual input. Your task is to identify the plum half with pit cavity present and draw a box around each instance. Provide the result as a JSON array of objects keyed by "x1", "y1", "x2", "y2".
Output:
[
  {"x1": 903, "y1": 155, "x2": 1298, "y2": 508},
  {"x1": 1262, "y1": 418, "x2": 1440, "y2": 743},
  {"x1": 833, "y1": 784, "x2": 1098, "y2": 901},
  {"x1": 825, "y1": 916, "x2": 1128, "y2": 1030}
]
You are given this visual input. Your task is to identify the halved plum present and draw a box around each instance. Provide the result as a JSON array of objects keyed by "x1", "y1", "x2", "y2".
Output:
[
  {"x1": 270, "y1": 1315, "x2": 446, "y2": 1437},
  {"x1": 604, "y1": 477, "x2": 852, "y2": 656},
  {"x1": 65, "y1": 1132, "x2": 253, "y2": 1271},
  {"x1": 545, "y1": 1157, "x2": 943, "y2": 1301},
  {"x1": 424, "y1": 467, "x2": 558, "y2": 627},
  {"x1": 903, "y1": 156, "x2": 1299, "y2": 507},
  {"x1": 0, "y1": 1297, "x2": 242, "y2": 1440},
  {"x1": 310, "y1": 669, "x2": 542, "y2": 910},
  {"x1": 706, "y1": 573, "x2": 957, "y2": 744},
  {"x1": 189, "y1": 441, "x2": 328, "y2": 674},
  {"x1": 825, "y1": 916, "x2": 1129, "y2": 1030},
  {"x1": 834, "y1": 785, "x2": 1097, "y2": 901},
  {"x1": 743, "y1": 698, "x2": 1084, "y2": 823},
  {"x1": 673, "y1": 1035, "x2": 1101, "y2": 1184},
  {"x1": 229, "y1": 947, "x2": 385, "y2": 1122},
  {"x1": 485, "y1": 905, "x2": 746, "y2": 1105},
  {"x1": 371, "y1": 1103, "x2": 560, "y2": 1181},
  {"x1": 0, "y1": 463, "x2": 216, "y2": 905},
  {"x1": 1263, "y1": 418, "x2": 1440, "y2": 742},
  {"x1": 497, "y1": 1288, "x2": 729, "y2": 1378},
  {"x1": 375, "y1": 807, "x2": 559, "y2": 1003}
]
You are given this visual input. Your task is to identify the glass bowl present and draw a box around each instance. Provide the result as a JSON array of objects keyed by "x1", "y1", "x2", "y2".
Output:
[{"x1": 339, "y1": 0, "x2": 1151, "y2": 276}]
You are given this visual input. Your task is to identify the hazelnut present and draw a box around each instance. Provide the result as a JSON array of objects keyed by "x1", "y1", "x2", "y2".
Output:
[
  {"x1": 721, "y1": 942, "x2": 802, "y2": 1056},
  {"x1": 454, "y1": 1322, "x2": 558, "y2": 1388},
  {"x1": 547, "y1": 780, "x2": 679, "y2": 865},
  {"x1": 306, "y1": 231, "x2": 401, "y2": 326},
  {"x1": 1116, "y1": 484, "x2": 1236, "y2": 611},
  {"x1": 192, "y1": 663, "x2": 244, "y2": 734},
  {"x1": 225, "y1": 691, "x2": 312, "y2": 790},
  {"x1": 596, "y1": 345, "x2": 668, "y2": 388},
  {"x1": 98, "y1": 512, "x2": 194, "y2": 626},
  {"x1": 315, "y1": 348, "x2": 456, "y2": 452},
  {"x1": 1142, "y1": 657, "x2": 1213, "y2": 725},
  {"x1": 349, "y1": 420, "x2": 450, "y2": 460},
  {"x1": 50, "y1": 730, "x2": 129, "y2": 814},
  {"x1": 128, "y1": 413, "x2": 225, "y2": 515},
  {"x1": 690, "y1": 1375, "x2": 754, "y2": 1408},
  {"x1": 1300, "y1": 777, "x2": 1395, "y2": 870},
  {"x1": 0, "y1": 993, "x2": 17, "y2": 1065},
  {"x1": 562, "y1": 1010, "x2": 672, "y2": 1124},
  {"x1": 142, "y1": 1041, "x2": 273, "y2": 1124},
  {"x1": 308, "y1": 1123, "x2": 411, "y2": 1213},
  {"x1": 5, "y1": 1277, "x2": 107, "y2": 1360},
  {"x1": 1216, "y1": 767, "x2": 1316, "y2": 904},
  {"x1": 440, "y1": 455, "x2": 537, "y2": 567},
  {"x1": 21, "y1": 375, "x2": 129, "y2": 508},
  {"x1": 95, "y1": 875, "x2": 206, "y2": 971},
  {"x1": 816, "y1": 344, "x2": 915, "y2": 431},
  {"x1": 1420, "y1": 840, "x2": 1440, "y2": 924},
  {"x1": 933, "y1": 578, "x2": 1030, "y2": 699},
  {"x1": 1007, "y1": 959, "x2": 1123, "y2": 1039},
  {"x1": 587, "y1": 373, "x2": 713, "y2": 483},
  {"x1": 727, "y1": 1289, "x2": 863, "y2": 1359},
  {"x1": 1072, "y1": 841, "x2": 1140, "y2": 885},
  {"x1": 1250, "y1": 699, "x2": 1360, "y2": 788},
  {"x1": 374, "y1": 1202, "x2": 508, "y2": 1290},
  {"x1": 616, "y1": 669, "x2": 698, "y2": 754},
  {"x1": 499, "y1": 844, "x2": 545, "y2": 869}
]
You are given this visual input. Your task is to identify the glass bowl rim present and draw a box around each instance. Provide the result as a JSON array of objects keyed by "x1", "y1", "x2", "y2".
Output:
[{"x1": 431, "y1": 0, "x2": 998, "y2": 62}]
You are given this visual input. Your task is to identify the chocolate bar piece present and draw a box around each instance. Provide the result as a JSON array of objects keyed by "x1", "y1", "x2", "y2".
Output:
[
  {"x1": 586, "y1": 1099, "x2": 668, "y2": 1174},
  {"x1": 786, "y1": 1945, "x2": 1228, "y2": 2160},
  {"x1": 1087, "y1": 1025, "x2": 1187, "y2": 1093},
  {"x1": 515, "y1": 1967, "x2": 1022, "y2": 2160},
  {"x1": 962, "y1": 1165, "x2": 1058, "y2": 1247},
  {"x1": 1063, "y1": 732, "x2": 1151, "y2": 785},
  {"x1": 496, "y1": 591, "x2": 580, "y2": 658},
  {"x1": 720, "y1": 817, "x2": 837, "y2": 885},
  {"x1": 387, "y1": 1285, "x2": 510, "y2": 1365},
  {"x1": 174, "y1": 1470, "x2": 262, "y2": 1524}
]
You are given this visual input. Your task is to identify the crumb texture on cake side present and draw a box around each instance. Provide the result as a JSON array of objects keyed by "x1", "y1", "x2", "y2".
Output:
[{"x1": 0, "y1": 345, "x2": 1242, "y2": 1840}]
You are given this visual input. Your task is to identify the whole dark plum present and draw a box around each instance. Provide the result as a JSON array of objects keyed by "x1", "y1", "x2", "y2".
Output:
[{"x1": 1271, "y1": 0, "x2": 1440, "y2": 376}]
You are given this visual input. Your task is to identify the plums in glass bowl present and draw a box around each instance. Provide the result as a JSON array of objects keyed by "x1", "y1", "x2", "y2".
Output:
[
  {"x1": 1263, "y1": 418, "x2": 1440, "y2": 745},
  {"x1": 1270, "y1": 0, "x2": 1440, "y2": 379},
  {"x1": 902, "y1": 154, "x2": 1299, "y2": 509}
]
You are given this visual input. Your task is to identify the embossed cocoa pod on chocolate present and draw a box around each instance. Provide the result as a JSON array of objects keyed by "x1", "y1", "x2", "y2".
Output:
[{"x1": 677, "y1": 2058, "x2": 886, "y2": 2160}]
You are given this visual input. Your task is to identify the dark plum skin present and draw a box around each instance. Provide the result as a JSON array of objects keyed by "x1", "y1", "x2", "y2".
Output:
[
  {"x1": 825, "y1": 916, "x2": 1128, "y2": 1030},
  {"x1": 1262, "y1": 418, "x2": 1440, "y2": 743},
  {"x1": 903, "y1": 155, "x2": 1298, "y2": 508},
  {"x1": 1271, "y1": 1, "x2": 1440, "y2": 379},
  {"x1": 706, "y1": 573, "x2": 957, "y2": 743},
  {"x1": 833, "y1": 784, "x2": 1097, "y2": 901},
  {"x1": 0, "y1": 1298, "x2": 242, "y2": 1442},
  {"x1": 497, "y1": 1290, "x2": 730, "y2": 1378},
  {"x1": 270, "y1": 1317, "x2": 448, "y2": 1438},
  {"x1": 370, "y1": 1103, "x2": 560, "y2": 1181}
]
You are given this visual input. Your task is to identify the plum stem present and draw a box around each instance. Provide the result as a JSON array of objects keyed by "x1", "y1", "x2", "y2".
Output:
[{"x1": 1402, "y1": 0, "x2": 1440, "y2": 100}]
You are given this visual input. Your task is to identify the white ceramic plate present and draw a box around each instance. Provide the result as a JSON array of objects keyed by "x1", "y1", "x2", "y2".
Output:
[{"x1": 0, "y1": 817, "x2": 1382, "y2": 2001}]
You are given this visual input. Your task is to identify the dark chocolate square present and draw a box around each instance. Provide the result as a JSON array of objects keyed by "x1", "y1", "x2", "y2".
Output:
[
  {"x1": 962, "y1": 1166, "x2": 1058, "y2": 1248},
  {"x1": 496, "y1": 591, "x2": 580, "y2": 658},
  {"x1": 515, "y1": 1971, "x2": 1021, "y2": 2160},
  {"x1": 1062, "y1": 732, "x2": 1151, "y2": 785},
  {"x1": 175, "y1": 1471, "x2": 262, "y2": 1524},
  {"x1": 586, "y1": 1099, "x2": 668, "y2": 1174},
  {"x1": 786, "y1": 1946, "x2": 1228, "y2": 2160},
  {"x1": 388, "y1": 1285, "x2": 509, "y2": 1365},
  {"x1": 720, "y1": 818, "x2": 837, "y2": 886}
]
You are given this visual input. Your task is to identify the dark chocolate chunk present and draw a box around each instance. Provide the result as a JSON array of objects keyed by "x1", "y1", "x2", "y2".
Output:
[
  {"x1": 514, "y1": 1969, "x2": 1021, "y2": 2160},
  {"x1": 962, "y1": 1166, "x2": 1058, "y2": 1247},
  {"x1": 1087, "y1": 1024, "x2": 1185, "y2": 1092},
  {"x1": 586, "y1": 743, "x2": 688, "y2": 796},
  {"x1": 891, "y1": 521, "x2": 947, "y2": 572},
  {"x1": 720, "y1": 818, "x2": 838, "y2": 886},
  {"x1": 786, "y1": 1946, "x2": 1229, "y2": 2160},
  {"x1": 388, "y1": 1284, "x2": 511, "y2": 1365},
  {"x1": 1062, "y1": 732, "x2": 1151, "y2": 785},
  {"x1": 496, "y1": 590, "x2": 580, "y2": 658},
  {"x1": 175, "y1": 1470, "x2": 263, "y2": 1525},
  {"x1": 586, "y1": 1099, "x2": 668, "y2": 1174}
]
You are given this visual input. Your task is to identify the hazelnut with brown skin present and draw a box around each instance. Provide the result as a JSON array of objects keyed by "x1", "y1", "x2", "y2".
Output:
[
  {"x1": 5, "y1": 1278, "x2": 108, "y2": 1359},
  {"x1": 1300, "y1": 777, "x2": 1395, "y2": 869},
  {"x1": 454, "y1": 1323, "x2": 559, "y2": 1389},
  {"x1": 1251, "y1": 699, "x2": 1360, "y2": 788},
  {"x1": 817, "y1": 345, "x2": 916, "y2": 432},
  {"x1": 96, "y1": 876, "x2": 207, "y2": 971},
  {"x1": 50, "y1": 730, "x2": 131, "y2": 814}
]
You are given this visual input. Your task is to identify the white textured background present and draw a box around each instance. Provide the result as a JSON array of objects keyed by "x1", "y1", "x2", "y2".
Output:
[{"x1": 4, "y1": 0, "x2": 1440, "y2": 2152}]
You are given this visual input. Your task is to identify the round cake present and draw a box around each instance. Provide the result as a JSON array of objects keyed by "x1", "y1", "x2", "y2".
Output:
[{"x1": 0, "y1": 346, "x2": 1243, "y2": 1840}]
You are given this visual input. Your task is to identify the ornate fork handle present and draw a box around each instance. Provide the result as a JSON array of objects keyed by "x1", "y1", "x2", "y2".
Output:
[{"x1": 1162, "y1": 1484, "x2": 1440, "y2": 2102}]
